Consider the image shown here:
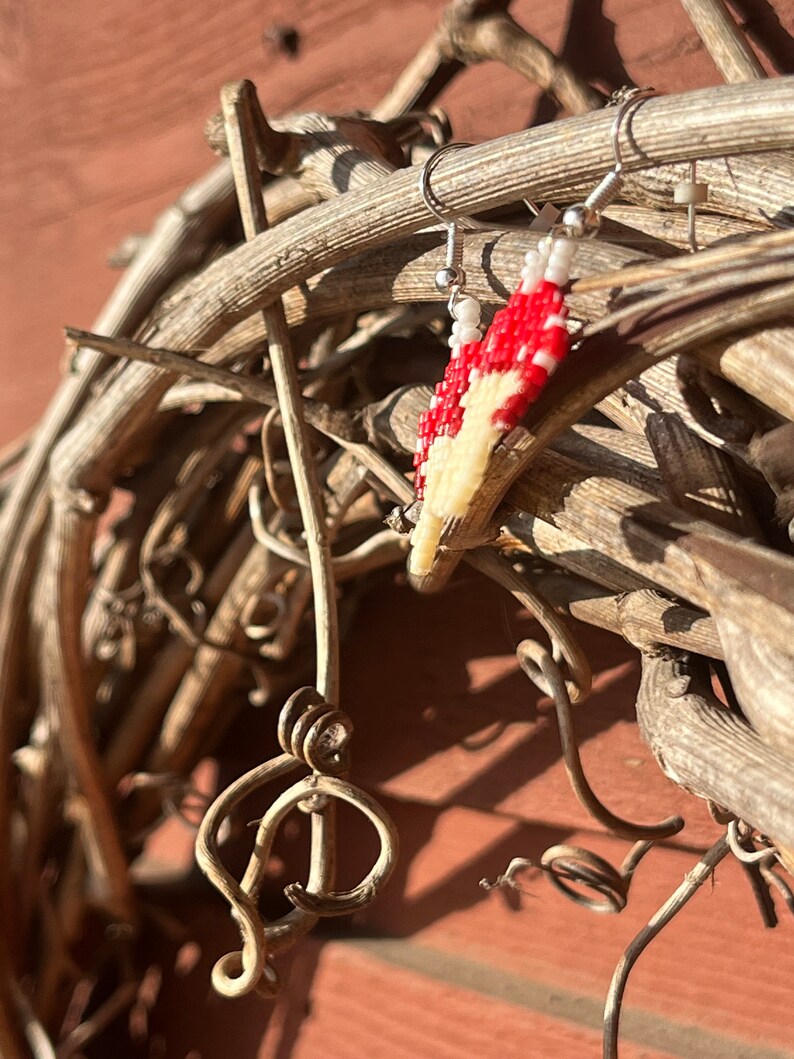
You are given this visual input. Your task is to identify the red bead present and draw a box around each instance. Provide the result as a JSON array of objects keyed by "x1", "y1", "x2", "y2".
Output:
[
  {"x1": 502, "y1": 393, "x2": 529, "y2": 420},
  {"x1": 517, "y1": 380, "x2": 542, "y2": 402},
  {"x1": 538, "y1": 330, "x2": 568, "y2": 360},
  {"x1": 525, "y1": 363, "x2": 548, "y2": 388}
]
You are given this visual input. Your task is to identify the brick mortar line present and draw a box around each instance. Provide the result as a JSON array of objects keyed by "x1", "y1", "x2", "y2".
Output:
[{"x1": 336, "y1": 936, "x2": 794, "y2": 1059}]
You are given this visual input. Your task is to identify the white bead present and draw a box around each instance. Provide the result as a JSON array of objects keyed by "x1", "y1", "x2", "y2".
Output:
[
  {"x1": 454, "y1": 297, "x2": 481, "y2": 325},
  {"x1": 447, "y1": 334, "x2": 459, "y2": 348},
  {"x1": 521, "y1": 262, "x2": 543, "y2": 287},
  {"x1": 549, "y1": 244, "x2": 574, "y2": 263},
  {"x1": 451, "y1": 320, "x2": 462, "y2": 334},
  {"x1": 543, "y1": 313, "x2": 568, "y2": 330},
  {"x1": 458, "y1": 325, "x2": 481, "y2": 344},
  {"x1": 549, "y1": 250, "x2": 575, "y2": 272},
  {"x1": 544, "y1": 265, "x2": 568, "y2": 286},
  {"x1": 523, "y1": 250, "x2": 540, "y2": 266},
  {"x1": 551, "y1": 237, "x2": 576, "y2": 260},
  {"x1": 468, "y1": 367, "x2": 481, "y2": 382},
  {"x1": 516, "y1": 343, "x2": 529, "y2": 362},
  {"x1": 533, "y1": 350, "x2": 559, "y2": 375}
]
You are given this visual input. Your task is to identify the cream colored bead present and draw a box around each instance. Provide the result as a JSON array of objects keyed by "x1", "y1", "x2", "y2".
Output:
[
  {"x1": 520, "y1": 264, "x2": 543, "y2": 293},
  {"x1": 550, "y1": 237, "x2": 576, "y2": 262},
  {"x1": 674, "y1": 182, "x2": 708, "y2": 204},
  {"x1": 409, "y1": 511, "x2": 444, "y2": 576}
]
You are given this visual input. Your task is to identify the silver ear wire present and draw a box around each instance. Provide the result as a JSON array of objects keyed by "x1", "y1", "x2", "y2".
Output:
[
  {"x1": 434, "y1": 225, "x2": 467, "y2": 295},
  {"x1": 418, "y1": 141, "x2": 556, "y2": 257},
  {"x1": 418, "y1": 142, "x2": 470, "y2": 294},
  {"x1": 418, "y1": 141, "x2": 472, "y2": 226},
  {"x1": 562, "y1": 86, "x2": 656, "y2": 239}
]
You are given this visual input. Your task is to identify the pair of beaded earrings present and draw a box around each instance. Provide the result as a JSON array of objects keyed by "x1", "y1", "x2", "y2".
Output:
[{"x1": 409, "y1": 89, "x2": 696, "y2": 577}]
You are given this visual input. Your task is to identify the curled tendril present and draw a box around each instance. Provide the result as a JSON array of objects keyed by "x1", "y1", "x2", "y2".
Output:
[
  {"x1": 517, "y1": 640, "x2": 683, "y2": 842},
  {"x1": 480, "y1": 841, "x2": 654, "y2": 915},
  {"x1": 195, "y1": 688, "x2": 398, "y2": 998},
  {"x1": 281, "y1": 776, "x2": 398, "y2": 917}
]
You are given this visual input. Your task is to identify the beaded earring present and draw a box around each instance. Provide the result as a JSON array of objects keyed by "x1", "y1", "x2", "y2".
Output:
[{"x1": 409, "y1": 90, "x2": 654, "y2": 577}]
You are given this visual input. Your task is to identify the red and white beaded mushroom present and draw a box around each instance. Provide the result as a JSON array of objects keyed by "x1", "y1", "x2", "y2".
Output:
[{"x1": 410, "y1": 235, "x2": 577, "y2": 576}]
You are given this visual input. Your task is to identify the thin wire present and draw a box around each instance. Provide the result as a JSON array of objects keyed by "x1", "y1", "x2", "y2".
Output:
[
  {"x1": 418, "y1": 141, "x2": 541, "y2": 232},
  {"x1": 608, "y1": 87, "x2": 656, "y2": 171}
]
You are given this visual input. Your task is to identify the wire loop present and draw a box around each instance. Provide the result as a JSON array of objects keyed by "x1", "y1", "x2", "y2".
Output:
[{"x1": 195, "y1": 689, "x2": 396, "y2": 998}]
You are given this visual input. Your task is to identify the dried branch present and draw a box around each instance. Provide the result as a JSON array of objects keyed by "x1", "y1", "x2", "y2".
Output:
[
  {"x1": 220, "y1": 80, "x2": 341, "y2": 704},
  {"x1": 373, "y1": 0, "x2": 601, "y2": 120},
  {"x1": 505, "y1": 457, "x2": 794, "y2": 658},
  {"x1": 63, "y1": 329, "x2": 357, "y2": 442},
  {"x1": 679, "y1": 0, "x2": 766, "y2": 83},
  {"x1": 637, "y1": 654, "x2": 794, "y2": 848},
  {"x1": 527, "y1": 574, "x2": 722, "y2": 658},
  {"x1": 206, "y1": 80, "x2": 401, "y2": 197}
]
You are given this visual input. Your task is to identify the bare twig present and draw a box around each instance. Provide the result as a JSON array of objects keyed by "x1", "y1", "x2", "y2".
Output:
[
  {"x1": 680, "y1": 0, "x2": 766, "y2": 83},
  {"x1": 222, "y1": 77, "x2": 341, "y2": 703},
  {"x1": 373, "y1": 0, "x2": 601, "y2": 120},
  {"x1": 64, "y1": 328, "x2": 357, "y2": 442}
]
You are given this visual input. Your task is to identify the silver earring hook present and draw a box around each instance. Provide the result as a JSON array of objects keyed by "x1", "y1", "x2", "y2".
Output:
[
  {"x1": 419, "y1": 142, "x2": 549, "y2": 236},
  {"x1": 615, "y1": 79, "x2": 702, "y2": 252},
  {"x1": 420, "y1": 143, "x2": 471, "y2": 297},
  {"x1": 559, "y1": 87, "x2": 657, "y2": 239},
  {"x1": 418, "y1": 141, "x2": 472, "y2": 225},
  {"x1": 608, "y1": 86, "x2": 656, "y2": 171}
]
